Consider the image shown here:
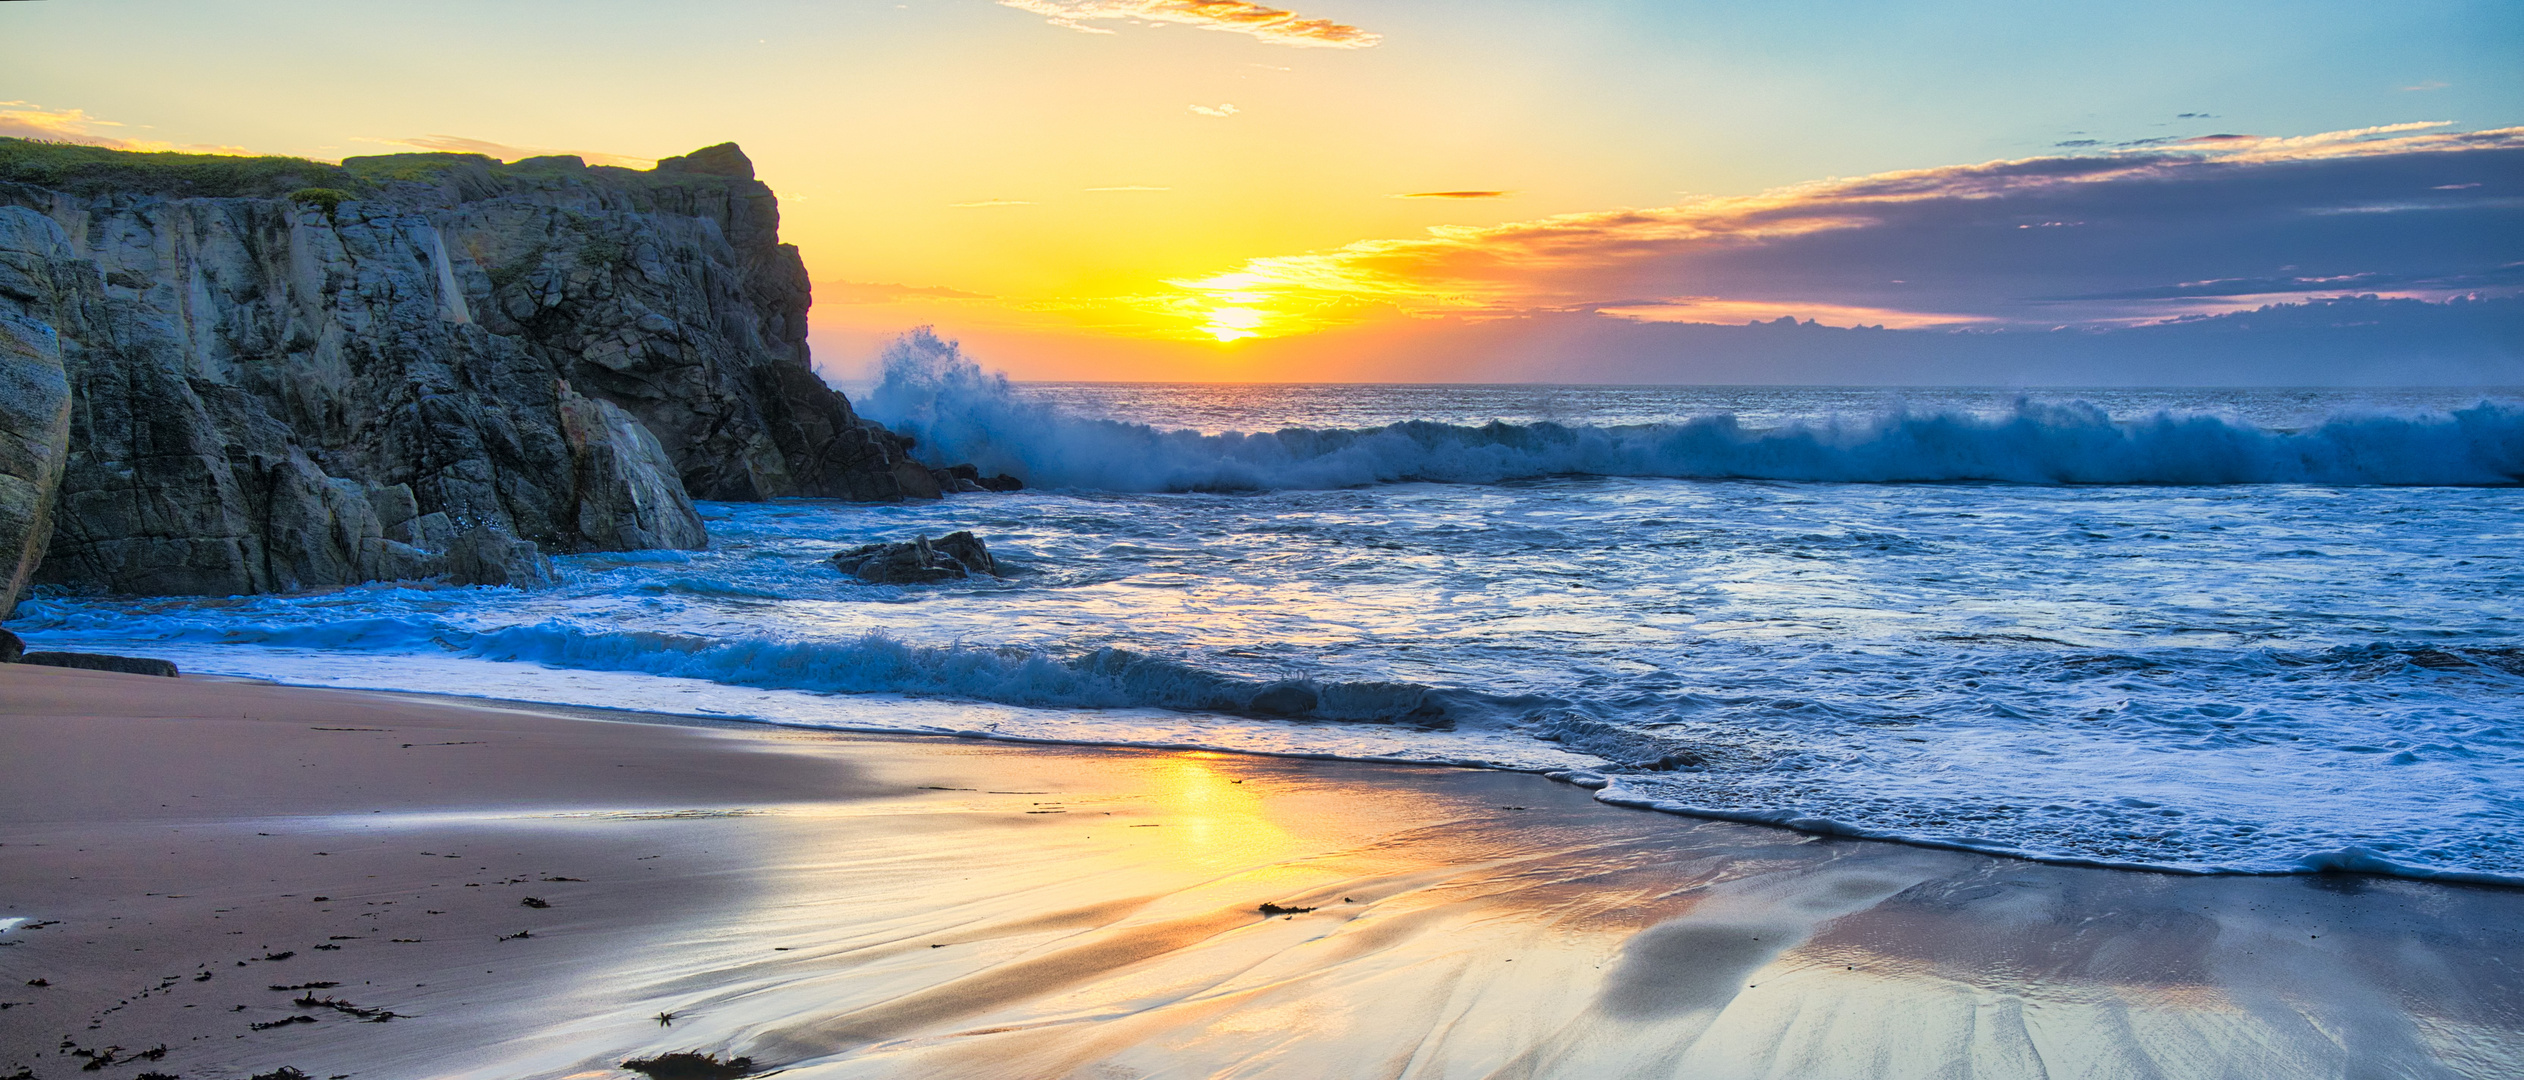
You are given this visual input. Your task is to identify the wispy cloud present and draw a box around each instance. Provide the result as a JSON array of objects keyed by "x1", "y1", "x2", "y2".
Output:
[
  {"x1": 1188, "y1": 103, "x2": 1239, "y2": 117},
  {"x1": 2403, "y1": 81, "x2": 2450, "y2": 92},
  {"x1": 1157, "y1": 123, "x2": 2524, "y2": 337},
  {"x1": 1395, "y1": 190, "x2": 1510, "y2": 199},
  {"x1": 997, "y1": 1, "x2": 1380, "y2": 49},
  {"x1": 950, "y1": 198, "x2": 1037, "y2": 207},
  {"x1": 0, "y1": 101, "x2": 250, "y2": 154},
  {"x1": 1592, "y1": 297, "x2": 1992, "y2": 330},
  {"x1": 356, "y1": 134, "x2": 651, "y2": 168},
  {"x1": 820, "y1": 280, "x2": 994, "y2": 305}
]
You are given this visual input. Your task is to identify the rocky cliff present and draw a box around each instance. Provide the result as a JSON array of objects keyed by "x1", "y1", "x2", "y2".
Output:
[{"x1": 0, "y1": 138, "x2": 941, "y2": 612}]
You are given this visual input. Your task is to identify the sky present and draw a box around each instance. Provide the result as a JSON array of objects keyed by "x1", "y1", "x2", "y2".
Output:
[{"x1": 4, "y1": 0, "x2": 2519, "y2": 384}]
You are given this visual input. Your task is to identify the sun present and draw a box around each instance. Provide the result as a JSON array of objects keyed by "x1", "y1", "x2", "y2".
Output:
[{"x1": 1201, "y1": 306, "x2": 1265, "y2": 342}]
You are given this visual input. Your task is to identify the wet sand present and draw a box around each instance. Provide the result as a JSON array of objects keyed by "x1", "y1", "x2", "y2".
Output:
[{"x1": 1, "y1": 662, "x2": 2517, "y2": 1079}]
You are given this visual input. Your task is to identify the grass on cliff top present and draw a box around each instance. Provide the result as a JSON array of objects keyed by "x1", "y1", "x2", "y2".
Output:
[
  {"x1": 0, "y1": 138, "x2": 359, "y2": 198},
  {"x1": 0, "y1": 138, "x2": 722, "y2": 200}
]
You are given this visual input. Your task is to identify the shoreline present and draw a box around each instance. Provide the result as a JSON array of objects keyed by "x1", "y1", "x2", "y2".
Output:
[
  {"x1": 125, "y1": 666, "x2": 2524, "y2": 890},
  {"x1": 4, "y1": 663, "x2": 2520, "y2": 1078}
]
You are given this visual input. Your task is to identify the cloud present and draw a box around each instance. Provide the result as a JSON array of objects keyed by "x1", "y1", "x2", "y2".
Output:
[
  {"x1": 1188, "y1": 103, "x2": 1239, "y2": 117},
  {"x1": 0, "y1": 101, "x2": 251, "y2": 154},
  {"x1": 1243, "y1": 294, "x2": 2523, "y2": 386},
  {"x1": 950, "y1": 198, "x2": 1037, "y2": 207},
  {"x1": 2403, "y1": 81, "x2": 2450, "y2": 92},
  {"x1": 357, "y1": 134, "x2": 651, "y2": 168},
  {"x1": 0, "y1": 101, "x2": 127, "y2": 145},
  {"x1": 1158, "y1": 122, "x2": 2524, "y2": 337},
  {"x1": 1395, "y1": 190, "x2": 1510, "y2": 199},
  {"x1": 997, "y1": 0, "x2": 1379, "y2": 48},
  {"x1": 1592, "y1": 298, "x2": 1993, "y2": 330},
  {"x1": 820, "y1": 280, "x2": 994, "y2": 305}
]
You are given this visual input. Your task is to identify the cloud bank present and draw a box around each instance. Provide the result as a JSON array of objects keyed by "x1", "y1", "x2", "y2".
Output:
[
  {"x1": 0, "y1": 101, "x2": 249, "y2": 154},
  {"x1": 1171, "y1": 123, "x2": 2524, "y2": 334},
  {"x1": 998, "y1": 0, "x2": 1379, "y2": 48}
]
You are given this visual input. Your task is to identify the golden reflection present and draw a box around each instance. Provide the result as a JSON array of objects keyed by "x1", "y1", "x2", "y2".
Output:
[{"x1": 1145, "y1": 753, "x2": 1290, "y2": 862}]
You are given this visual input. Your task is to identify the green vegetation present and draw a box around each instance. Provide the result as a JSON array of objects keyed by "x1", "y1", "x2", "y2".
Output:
[
  {"x1": 576, "y1": 232, "x2": 629, "y2": 270},
  {"x1": 487, "y1": 244, "x2": 552, "y2": 293},
  {"x1": 336, "y1": 152, "x2": 496, "y2": 185},
  {"x1": 0, "y1": 137, "x2": 355, "y2": 198},
  {"x1": 0, "y1": 137, "x2": 738, "y2": 203},
  {"x1": 286, "y1": 187, "x2": 354, "y2": 214}
]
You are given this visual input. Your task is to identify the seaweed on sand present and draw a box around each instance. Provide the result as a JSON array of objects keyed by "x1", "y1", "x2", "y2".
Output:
[{"x1": 620, "y1": 1051, "x2": 758, "y2": 1079}]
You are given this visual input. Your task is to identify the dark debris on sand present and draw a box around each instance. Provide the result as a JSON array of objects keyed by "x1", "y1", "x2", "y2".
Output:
[
  {"x1": 621, "y1": 1051, "x2": 758, "y2": 1079},
  {"x1": 293, "y1": 993, "x2": 402, "y2": 1021}
]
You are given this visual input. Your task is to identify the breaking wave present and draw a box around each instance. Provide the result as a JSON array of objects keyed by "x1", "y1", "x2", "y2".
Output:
[
  {"x1": 66, "y1": 612, "x2": 1461, "y2": 727},
  {"x1": 859, "y1": 329, "x2": 2524, "y2": 490}
]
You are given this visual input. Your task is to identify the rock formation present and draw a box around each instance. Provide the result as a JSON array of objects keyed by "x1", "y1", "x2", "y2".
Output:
[
  {"x1": 831, "y1": 531, "x2": 998, "y2": 584},
  {"x1": 0, "y1": 206, "x2": 74, "y2": 619},
  {"x1": 0, "y1": 138, "x2": 953, "y2": 611},
  {"x1": 16, "y1": 650, "x2": 179, "y2": 678}
]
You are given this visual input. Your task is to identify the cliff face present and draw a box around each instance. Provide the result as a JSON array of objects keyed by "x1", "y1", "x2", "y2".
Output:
[
  {"x1": 0, "y1": 209, "x2": 75, "y2": 619},
  {"x1": 0, "y1": 140, "x2": 937, "y2": 604}
]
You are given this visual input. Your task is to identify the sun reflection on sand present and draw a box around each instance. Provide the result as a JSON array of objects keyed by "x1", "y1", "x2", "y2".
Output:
[
  {"x1": 518, "y1": 736, "x2": 2524, "y2": 1079},
  {"x1": 1139, "y1": 754, "x2": 1299, "y2": 856}
]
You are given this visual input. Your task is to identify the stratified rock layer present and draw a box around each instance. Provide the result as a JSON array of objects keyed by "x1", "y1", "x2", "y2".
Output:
[{"x1": 0, "y1": 140, "x2": 935, "y2": 602}]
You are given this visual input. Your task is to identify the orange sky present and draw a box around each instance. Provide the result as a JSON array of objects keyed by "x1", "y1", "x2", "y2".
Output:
[{"x1": 4, "y1": 0, "x2": 2517, "y2": 382}]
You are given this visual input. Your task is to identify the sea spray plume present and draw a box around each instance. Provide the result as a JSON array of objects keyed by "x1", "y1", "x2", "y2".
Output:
[{"x1": 860, "y1": 333, "x2": 2524, "y2": 489}]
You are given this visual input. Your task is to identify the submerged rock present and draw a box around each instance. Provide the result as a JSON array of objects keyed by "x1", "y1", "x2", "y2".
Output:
[
  {"x1": 0, "y1": 137, "x2": 957, "y2": 610},
  {"x1": 832, "y1": 531, "x2": 997, "y2": 585},
  {"x1": 928, "y1": 462, "x2": 1025, "y2": 494},
  {"x1": 17, "y1": 650, "x2": 179, "y2": 677}
]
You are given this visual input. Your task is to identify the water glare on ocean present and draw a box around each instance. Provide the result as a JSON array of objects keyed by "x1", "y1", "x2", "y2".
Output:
[{"x1": 18, "y1": 339, "x2": 2522, "y2": 882}]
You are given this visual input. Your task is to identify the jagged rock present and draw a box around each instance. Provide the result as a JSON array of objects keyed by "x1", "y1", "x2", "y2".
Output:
[
  {"x1": 929, "y1": 463, "x2": 1024, "y2": 494},
  {"x1": 18, "y1": 650, "x2": 179, "y2": 677},
  {"x1": 0, "y1": 138, "x2": 947, "y2": 602},
  {"x1": 832, "y1": 531, "x2": 996, "y2": 585},
  {"x1": 929, "y1": 530, "x2": 996, "y2": 575},
  {"x1": 440, "y1": 527, "x2": 554, "y2": 588}
]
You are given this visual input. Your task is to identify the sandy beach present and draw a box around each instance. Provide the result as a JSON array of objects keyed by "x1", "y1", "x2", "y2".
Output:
[{"x1": 2, "y1": 661, "x2": 2517, "y2": 1079}]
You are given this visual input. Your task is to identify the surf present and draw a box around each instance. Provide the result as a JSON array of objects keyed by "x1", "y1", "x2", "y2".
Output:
[{"x1": 859, "y1": 329, "x2": 2524, "y2": 490}]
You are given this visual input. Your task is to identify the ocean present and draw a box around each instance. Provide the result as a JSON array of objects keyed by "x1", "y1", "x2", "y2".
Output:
[{"x1": 16, "y1": 338, "x2": 2522, "y2": 884}]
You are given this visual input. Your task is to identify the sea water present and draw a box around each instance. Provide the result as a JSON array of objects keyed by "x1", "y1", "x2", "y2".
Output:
[{"x1": 15, "y1": 337, "x2": 2522, "y2": 882}]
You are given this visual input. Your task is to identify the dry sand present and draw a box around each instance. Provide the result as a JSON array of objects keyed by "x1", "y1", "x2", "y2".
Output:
[{"x1": 0, "y1": 662, "x2": 2517, "y2": 1079}]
